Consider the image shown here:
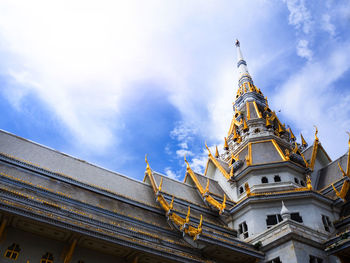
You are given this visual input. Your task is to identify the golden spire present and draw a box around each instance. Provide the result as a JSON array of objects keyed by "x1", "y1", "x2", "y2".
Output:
[
  {"x1": 300, "y1": 133, "x2": 307, "y2": 145},
  {"x1": 215, "y1": 145, "x2": 219, "y2": 158},
  {"x1": 243, "y1": 118, "x2": 248, "y2": 132},
  {"x1": 266, "y1": 116, "x2": 272, "y2": 128},
  {"x1": 287, "y1": 128, "x2": 296, "y2": 141},
  {"x1": 233, "y1": 125, "x2": 239, "y2": 142},
  {"x1": 224, "y1": 137, "x2": 229, "y2": 150},
  {"x1": 278, "y1": 123, "x2": 284, "y2": 133}
]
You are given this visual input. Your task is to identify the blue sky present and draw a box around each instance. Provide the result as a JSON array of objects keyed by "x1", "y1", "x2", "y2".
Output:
[{"x1": 0, "y1": 0, "x2": 349, "y2": 181}]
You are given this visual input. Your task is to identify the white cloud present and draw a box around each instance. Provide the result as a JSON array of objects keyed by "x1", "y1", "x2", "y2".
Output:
[
  {"x1": 164, "y1": 167, "x2": 179, "y2": 180},
  {"x1": 296, "y1": 39, "x2": 313, "y2": 60},
  {"x1": 283, "y1": 0, "x2": 312, "y2": 34},
  {"x1": 321, "y1": 14, "x2": 336, "y2": 37},
  {"x1": 176, "y1": 149, "x2": 194, "y2": 158},
  {"x1": 273, "y1": 41, "x2": 350, "y2": 158}
]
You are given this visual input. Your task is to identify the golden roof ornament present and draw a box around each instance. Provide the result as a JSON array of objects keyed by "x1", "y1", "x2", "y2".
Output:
[
  {"x1": 243, "y1": 118, "x2": 249, "y2": 132},
  {"x1": 300, "y1": 133, "x2": 308, "y2": 148},
  {"x1": 224, "y1": 137, "x2": 229, "y2": 150},
  {"x1": 215, "y1": 145, "x2": 219, "y2": 158}
]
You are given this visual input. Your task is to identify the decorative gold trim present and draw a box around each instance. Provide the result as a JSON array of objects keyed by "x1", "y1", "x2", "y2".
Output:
[
  {"x1": 184, "y1": 158, "x2": 227, "y2": 214},
  {"x1": 205, "y1": 143, "x2": 231, "y2": 180},
  {"x1": 252, "y1": 101, "x2": 262, "y2": 118},
  {"x1": 144, "y1": 157, "x2": 203, "y2": 240},
  {"x1": 271, "y1": 139, "x2": 288, "y2": 161},
  {"x1": 332, "y1": 133, "x2": 350, "y2": 201},
  {"x1": 63, "y1": 239, "x2": 77, "y2": 263},
  {"x1": 0, "y1": 218, "x2": 7, "y2": 242},
  {"x1": 246, "y1": 101, "x2": 251, "y2": 120},
  {"x1": 301, "y1": 133, "x2": 307, "y2": 147}
]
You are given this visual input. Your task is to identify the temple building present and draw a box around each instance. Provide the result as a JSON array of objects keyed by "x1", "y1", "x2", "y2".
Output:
[{"x1": 1, "y1": 40, "x2": 350, "y2": 263}]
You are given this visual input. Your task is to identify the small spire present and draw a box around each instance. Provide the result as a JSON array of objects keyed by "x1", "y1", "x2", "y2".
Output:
[
  {"x1": 233, "y1": 125, "x2": 239, "y2": 142},
  {"x1": 235, "y1": 39, "x2": 253, "y2": 87},
  {"x1": 215, "y1": 145, "x2": 219, "y2": 158},
  {"x1": 301, "y1": 133, "x2": 308, "y2": 148},
  {"x1": 280, "y1": 201, "x2": 291, "y2": 220},
  {"x1": 266, "y1": 116, "x2": 272, "y2": 128},
  {"x1": 288, "y1": 128, "x2": 296, "y2": 141},
  {"x1": 224, "y1": 137, "x2": 229, "y2": 150},
  {"x1": 243, "y1": 118, "x2": 249, "y2": 132}
]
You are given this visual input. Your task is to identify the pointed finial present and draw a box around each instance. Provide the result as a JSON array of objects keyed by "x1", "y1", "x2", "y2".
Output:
[
  {"x1": 215, "y1": 145, "x2": 219, "y2": 158},
  {"x1": 281, "y1": 201, "x2": 291, "y2": 220},
  {"x1": 287, "y1": 128, "x2": 296, "y2": 141},
  {"x1": 224, "y1": 137, "x2": 229, "y2": 150},
  {"x1": 266, "y1": 116, "x2": 272, "y2": 128},
  {"x1": 301, "y1": 133, "x2": 308, "y2": 147},
  {"x1": 235, "y1": 39, "x2": 240, "y2": 47},
  {"x1": 243, "y1": 118, "x2": 248, "y2": 132},
  {"x1": 347, "y1": 131, "x2": 350, "y2": 146}
]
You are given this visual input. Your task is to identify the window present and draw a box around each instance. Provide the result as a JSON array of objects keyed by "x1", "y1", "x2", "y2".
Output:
[
  {"x1": 291, "y1": 212, "x2": 303, "y2": 223},
  {"x1": 267, "y1": 257, "x2": 282, "y2": 263},
  {"x1": 294, "y1": 178, "x2": 299, "y2": 184},
  {"x1": 4, "y1": 243, "x2": 20, "y2": 260},
  {"x1": 238, "y1": 221, "x2": 249, "y2": 239},
  {"x1": 300, "y1": 180, "x2": 305, "y2": 187},
  {"x1": 266, "y1": 214, "x2": 283, "y2": 228},
  {"x1": 274, "y1": 175, "x2": 281, "y2": 182},
  {"x1": 309, "y1": 255, "x2": 323, "y2": 263},
  {"x1": 239, "y1": 186, "x2": 244, "y2": 194},
  {"x1": 322, "y1": 215, "x2": 332, "y2": 232},
  {"x1": 261, "y1": 177, "x2": 268, "y2": 183},
  {"x1": 41, "y1": 253, "x2": 54, "y2": 263}
]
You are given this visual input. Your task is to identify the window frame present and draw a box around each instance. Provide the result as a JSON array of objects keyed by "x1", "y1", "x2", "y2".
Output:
[
  {"x1": 4, "y1": 243, "x2": 20, "y2": 260},
  {"x1": 238, "y1": 221, "x2": 249, "y2": 239}
]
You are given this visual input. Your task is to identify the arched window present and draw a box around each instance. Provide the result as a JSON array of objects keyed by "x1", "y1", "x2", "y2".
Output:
[
  {"x1": 239, "y1": 186, "x2": 244, "y2": 194},
  {"x1": 274, "y1": 175, "x2": 281, "y2": 182},
  {"x1": 294, "y1": 178, "x2": 299, "y2": 184},
  {"x1": 4, "y1": 243, "x2": 20, "y2": 260},
  {"x1": 300, "y1": 180, "x2": 305, "y2": 187},
  {"x1": 261, "y1": 177, "x2": 268, "y2": 183},
  {"x1": 41, "y1": 253, "x2": 54, "y2": 263}
]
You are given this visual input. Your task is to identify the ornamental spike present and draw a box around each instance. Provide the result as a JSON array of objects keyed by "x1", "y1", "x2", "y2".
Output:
[
  {"x1": 215, "y1": 145, "x2": 219, "y2": 158},
  {"x1": 224, "y1": 137, "x2": 229, "y2": 150},
  {"x1": 301, "y1": 133, "x2": 308, "y2": 147}
]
